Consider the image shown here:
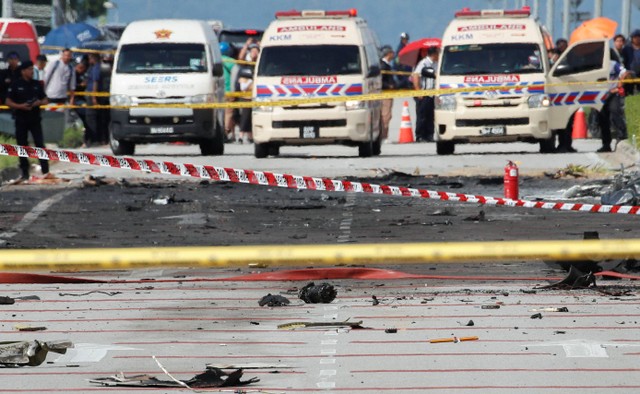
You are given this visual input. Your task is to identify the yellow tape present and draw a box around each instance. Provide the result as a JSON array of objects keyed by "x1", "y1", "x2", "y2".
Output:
[
  {"x1": 2, "y1": 78, "x2": 635, "y2": 111},
  {"x1": 41, "y1": 45, "x2": 115, "y2": 55},
  {"x1": 222, "y1": 58, "x2": 256, "y2": 66},
  {"x1": 0, "y1": 239, "x2": 639, "y2": 271},
  {"x1": 381, "y1": 70, "x2": 413, "y2": 76}
]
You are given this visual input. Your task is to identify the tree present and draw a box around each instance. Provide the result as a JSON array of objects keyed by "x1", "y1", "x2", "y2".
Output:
[{"x1": 68, "y1": 0, "x2": 107, "y2": 21}]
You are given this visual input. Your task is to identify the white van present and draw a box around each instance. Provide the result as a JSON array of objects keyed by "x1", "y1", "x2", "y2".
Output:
[
  {"x1": 252, "y1": 9, "x2": 382, "y2": 158},
  {"x1": 434, "y1": 6, "x2": 610, "y2": 155},
  {"x1": 109, "y1": 19, "x2": 225, "y2": 156}
]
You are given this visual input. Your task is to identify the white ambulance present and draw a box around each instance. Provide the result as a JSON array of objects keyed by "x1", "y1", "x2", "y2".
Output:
[
  {"x1": 434, "y1": 6, "x2": 610, "y2": 155},
  {"x1": 109, "y1": 20, "x2": 225, "y2": 156},
  {"x1": 252, "y1": 9, "x2": 382, "y2": 158}
]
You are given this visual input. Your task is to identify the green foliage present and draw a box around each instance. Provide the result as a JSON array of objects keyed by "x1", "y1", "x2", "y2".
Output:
[
  {"x1": 60, "y1": 125, "x2": 84, "y2": 148},
  {"x1": 0, "y1": 133, "x2": 18, "y2": 170},
  {"x1": 70, "y1": 0, "x2": 108, "y2": 20},
  {"x1": 626, "y1": 95, "x2": 640, "y2": 147}
]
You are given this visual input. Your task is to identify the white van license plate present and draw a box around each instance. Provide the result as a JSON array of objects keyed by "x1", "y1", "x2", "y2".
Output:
[
  {"x1": 150, "y1": 126, "x2": 174, "y2": 134},
  {"x1": 300, "y1": 125, "x2": 319, "y2": 139},
  {"x1": 480, "y1": 126, "x2": 506, "y2": 136}
]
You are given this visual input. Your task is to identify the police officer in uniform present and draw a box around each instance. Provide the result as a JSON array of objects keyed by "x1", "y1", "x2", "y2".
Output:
[
  {"x1": 5, "y1": 60, "x2": 50, "y2": 182},
  {"x1": 0, "y1": 51, "x2": 22, "y2": 103}
]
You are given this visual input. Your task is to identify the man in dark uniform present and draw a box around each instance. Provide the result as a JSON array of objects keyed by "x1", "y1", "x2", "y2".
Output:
[
  {"x1": 5, "y1": 60, "x2": 50, "y2": 183},
  {"x1": 0, "y1": 51, "x2": 22, "y2": 103}
]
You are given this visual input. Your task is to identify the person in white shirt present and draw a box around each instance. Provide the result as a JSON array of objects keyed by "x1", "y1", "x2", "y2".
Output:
[
  {"x1": 43, "y1": 48, "x2": 76, "y2": 105},
  {"x1": 33, "y1": 54, "x2": 47, "y2": 85},
  {"x1": 412, "y1": 46, "x2": 439, "y2": 142}
]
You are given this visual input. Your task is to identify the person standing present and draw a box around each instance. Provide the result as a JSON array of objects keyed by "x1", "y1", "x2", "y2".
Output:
[
  {"x1": 44, "y1": 48, "x2": 76, "y2": 112},
  {"x1": 379, "y1": 46, "x2": 395, "y2": 142},
  {"x1": 622, "y1": 30, "x2": 640, "y2": 95},
  {"x1": 220, "y1": 42, "x2": 238, "y2": 142},
  {"x1": 394, "y1": 32, "x2": 412, "y2": 89},
  {"x1": 5, "y1": 61, "x2": 50, "y2": 183},
  {"x1": 0, "y1": 51, "x2": 22, "y2": 103},
  {"x1": 85, "y1": 53, "x2": 102, "y2": 146},
  {"x1": 33, "y1": 54, "x2": 47, "y2": 86},
  {"x1": 597, "y1": 49, "x2": 631, "y2": 153},
  {"x1": 236, "y1": 43, "x2": 259, "y2": 144},
  {"x1": 412, "y1": 46, "x2": 439, "y2": 142}
]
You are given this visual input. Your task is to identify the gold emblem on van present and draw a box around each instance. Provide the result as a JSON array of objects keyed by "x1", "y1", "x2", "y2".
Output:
[{"x1": 154, "y1": 29, "x2": 172, "y2": 39}]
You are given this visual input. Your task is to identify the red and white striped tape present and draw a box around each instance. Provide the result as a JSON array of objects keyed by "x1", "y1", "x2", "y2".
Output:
[{"x1": 2, "y1": 142, "x2": 639, "y2": 215}]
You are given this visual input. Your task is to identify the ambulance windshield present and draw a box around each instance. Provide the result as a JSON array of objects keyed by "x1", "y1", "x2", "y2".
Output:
[
  {"x1": 257, "y1": 45, "x2": 361, "y2": 76},
  {"x1": 440, "y1": 43, "x2": 543, "y2": 75},
  {"x1": 116, "y1": 43, "x2": 208, "y2": 73}
]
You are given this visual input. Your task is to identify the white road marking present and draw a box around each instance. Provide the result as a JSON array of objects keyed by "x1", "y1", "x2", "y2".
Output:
[
  {"x1": 159, "y1": 213, "x2": 208, "y2": 225},
  {"x1": 0, "y1": 190, "x2": 74, "y2": 246},
  {"x1": 526, "y1": 339, "x2": 640, "y2": 358}
]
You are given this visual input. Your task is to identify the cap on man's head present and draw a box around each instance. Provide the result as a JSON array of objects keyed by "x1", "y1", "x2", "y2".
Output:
[
  {"x1": 19, "y1": 60, "x2": 34, "y2": 71},
  {"x1": 36, "y1": 54, "x2": 47, "y2": 62},
  {"x1": 400, "y1": 32, "x2": 409, "y2": 40},
  {"x1": 632, "y1": 29, "x2": 640, "y2": 38},
  {"x1": 7, "y1": 51, "x2": 19, "y2": 59}
]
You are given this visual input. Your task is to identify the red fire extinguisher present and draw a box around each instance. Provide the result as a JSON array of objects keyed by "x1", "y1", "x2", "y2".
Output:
[{"x1": 504, "y1": 161, "x2": 519, "y2": 199}]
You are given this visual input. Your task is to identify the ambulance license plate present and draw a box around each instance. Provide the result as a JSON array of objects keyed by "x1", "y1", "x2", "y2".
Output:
[
  {"x1": 480, "y1": 126, "x2": 505, "y2": 136},
  {"x1": 150, "y1": 126, "x2": 174, "y2": 134},
  {"x1": 300, "y1": 125, "x2": 319, "y2": 139}
]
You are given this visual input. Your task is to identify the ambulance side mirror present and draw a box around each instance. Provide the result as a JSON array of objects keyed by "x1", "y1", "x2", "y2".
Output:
[
  {"x1": 367, "y1": 65, "x2": 380, "y2": 77},
  {"x1": 553, "y1": 63, "x2": 571, "y2": 77},
  {"x1": 212, "y1": 62, "x2": 223, "y2": 77},
  {"x1": 421, "y1": 67, "x2": 436, "y2": 78}
]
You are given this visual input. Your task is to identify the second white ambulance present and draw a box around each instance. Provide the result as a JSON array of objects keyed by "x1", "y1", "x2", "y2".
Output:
[
  {"x1": 252, "y1": 9, "x2": 382, "y2": 158},
  {"x1": 434, "y1": 6, "x2": 610, "y2": 155}
]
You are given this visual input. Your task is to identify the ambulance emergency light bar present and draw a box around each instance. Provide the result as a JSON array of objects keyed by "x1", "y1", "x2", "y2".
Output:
[
  {"x1": 275, "y1": 9, "x2": 358, "y2": 19},
  {"x1": 455, "y1": 6, "x2": 530, "y2": 18}
]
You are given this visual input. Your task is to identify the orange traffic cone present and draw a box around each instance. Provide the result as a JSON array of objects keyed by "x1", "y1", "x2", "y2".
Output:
[
  {"x1": 572, "y1": 107, "x2": 587, "y2": 139},
  {"x1": 398, "y1": 101, "x2": 414, "y2": 143}
]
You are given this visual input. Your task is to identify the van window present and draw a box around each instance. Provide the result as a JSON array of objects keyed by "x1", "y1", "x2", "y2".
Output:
[
  {"x1": 257, "y1": 45, "x2": 361, "y2": 76},
  {"x1": 116, "y1": 43, "x2": 208, "y2": 74},
  {"x1": 554, "y1": 41, "x2": 604, "y2": 75},
  {"x1": 440, "y1": 43, "x2": 543, "y2": 75}
]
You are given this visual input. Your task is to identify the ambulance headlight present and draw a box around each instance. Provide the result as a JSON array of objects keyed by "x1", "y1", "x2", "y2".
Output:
[
  {"x1": 110, "y1": 94, "x2": 131, "y2": 107},
  {"x1": 189, "y1": 94, "x2": 215, "y2": 104},
  {"x1": 435, "y1": 95, "x2": 456, "y2": 111},
  {"x1": 528, "y1": 94, "x2": 550, "y2": 108},
  {"x1": 346, "y1": 100, "x2": 365, "y2": 110},
  {"x1": 254, "y1": 97, "x2": 273, "y2": 112}
]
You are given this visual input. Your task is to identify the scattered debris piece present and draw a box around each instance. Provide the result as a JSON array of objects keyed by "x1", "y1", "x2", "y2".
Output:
[
  {"x1": 429, "y1": 336, "x2": 478, "y2": 343},
  {"x1": 463, "y1": 210, "x2": 486, "y2": 222},
  {"x1": 466, "y1": 320, "x2": 475, "y2": 326},
  {"x1": 554, "y1": 331, "x2": 566, "y2": 334},
  {"x1": 0, "y1": 340, "x2": 73, "y2": 367},
  {"x1": 90, "y1": 366, "x2": 259, "y2": 388},
  {"x1": 372, "y1": 295, "x2": 380, "y2": 306},
  {"x1": 258, "y1": 294, "x2": 290, "y2": 307},
  {"x1": 385, "y1": 328, "x2": 398, "y2": 333},
  {"x1": 14, "y1": 324, "x2": 46, "y2": 332},
  {"x1": 530, "y1": 313, "x2": 543, "y2": 319},
  {"x1": 539, "y1": 266, "x2": 596, "y2": 290},
  {"x1": 278, "y1": 319, "x2": 364, "y2": 330},
  {"x1": 82, "y1": 174, "x2": 119, "y2": 187},
  {"x1": 249, "y1": 321, "x2": 260, "y2": 325},
  {"x1": 520, "y1": 289, "x2": 537, "y2": 294},
  {"x1": 13, "y1": 295, "x2": 40, "y2": 301},
  {"x1": 0, "y1": 296, "x2": 15, "y2": 305},
  {"x1": 530, "y1": 307, "x2": 569, "y2": 312},
  {"x1": 298, "y1": 282, "x2": 337, "y2": 304},
  {"x1": 481, "y1": 305, "x2": 500, "y2": 309},
  {"x1": 58, "y1": 290, "x2": 122, "y2": 297}
]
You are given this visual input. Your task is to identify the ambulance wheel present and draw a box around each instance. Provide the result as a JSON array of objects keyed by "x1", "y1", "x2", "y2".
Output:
[
  {"x1": 109, "y1": 130, "x2": 135, "y2": 156},
  {"x1": 358, "y1": 139, "x2": 373, "y2": 157},
  {"x1": 200, "y1": 134, "x2": 224, "y2": 156},
  {"x1": 436, "y1": 141, "x2": 455, "y2": 155},
  {"x1": 268, "y1": 144, "x2": 280, "y2": 157},
  {"x1": 373, "y1": 124, "x2": 382, "y2": 156},
  {"x1": 255, "y1": 142, "x2": 269, "y2": 158},
  {"x1": 539, "y1": 137, "x2": 555, "y2": 154}
]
